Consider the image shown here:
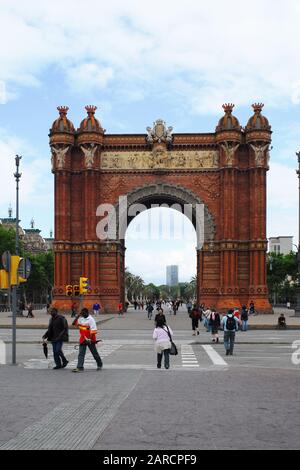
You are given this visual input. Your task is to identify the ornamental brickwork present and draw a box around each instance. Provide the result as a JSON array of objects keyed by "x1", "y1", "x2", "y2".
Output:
[{"x1": 50, "y1": 103, "x2": 272, "y2": 313}]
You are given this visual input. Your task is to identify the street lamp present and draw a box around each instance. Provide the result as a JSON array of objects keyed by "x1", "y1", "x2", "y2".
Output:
[
  {"x1": 295, "y1": 151, "x2": 300, "y2": 316},
  {"x1": 12, "y1": 155, "x2": 22, "y2": 364}
]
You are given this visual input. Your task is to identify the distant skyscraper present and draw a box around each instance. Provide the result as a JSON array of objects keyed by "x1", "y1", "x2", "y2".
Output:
[{"x1": 166, "y1": 265, "x2": 179, "y2": 286}]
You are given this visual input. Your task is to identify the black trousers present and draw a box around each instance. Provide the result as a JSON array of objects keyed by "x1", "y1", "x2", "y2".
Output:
[{"x1": 77, "y1": 343, "x2": 103, "y2": 369}]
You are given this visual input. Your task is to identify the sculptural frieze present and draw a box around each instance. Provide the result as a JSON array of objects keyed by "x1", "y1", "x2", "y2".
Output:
[{"x1": 100, "y1": 150, "x2": 219, "y2": 170}]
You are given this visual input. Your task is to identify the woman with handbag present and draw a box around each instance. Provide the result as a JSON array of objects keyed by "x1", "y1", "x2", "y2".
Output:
[{"x1": 153, "y1": 317, "x2": 174, "y2": 369}]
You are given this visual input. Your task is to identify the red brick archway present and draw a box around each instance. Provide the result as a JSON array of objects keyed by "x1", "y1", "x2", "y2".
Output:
[{"x1": 50, "y1": 104, "x2": 272, "y2": 313}]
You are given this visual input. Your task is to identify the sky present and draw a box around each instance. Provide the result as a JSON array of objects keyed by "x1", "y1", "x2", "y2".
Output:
[{"x1": 0, "y1": 0, "x2": 299, "y2": 284}]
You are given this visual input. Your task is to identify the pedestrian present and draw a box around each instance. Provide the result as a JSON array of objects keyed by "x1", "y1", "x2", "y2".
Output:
[
  {"x1": 209, "y1": 308, "x2": 220, "y2": 343},
  {"x1": 203, "y1": 307, "x2": 212, "y2": 332},
  {"x1": 27, "y1": 302, "x2": 34, "y2": 318},
  {"x1": 186, "y1": 301, "x2": 193, "y2": 315},
  {"x1": 221, "y1": 309, "x2": 240, "y2": 356},
  {"x1": 277, "y1": 313, "x2": 287, "y2": 329},
  {"x1": 18, "y1": 299, "x2": 25, "y2": 317},
  {"x1": 154, "y1": 308, "x2": 166, "y2": 326},
  {"x1": 93, "y1": 302, "x2": 101, "y2": 316},
  {"x1": 72, "y1": 308, "x2": 103, "y2": 372},
  {"x1": 42, "y1": 308, "x2": 69, "y2": 369},
  {"x1": 241, "y1": 305, "x2": 249, "y2": 331},
  {"x1": 125, "y1": 301, "x2": 130, "y2": 312},
  {"x1": 71, "y1": 301, "x2": 78, "y2": 318},
  {"x1": 249, "y1": 300, "x2": 256, "y2": 316},
  {"x1": 146, "y1": 303, "x2": 154, "y2": 320},
  {"x1": 172, "y1": 302, "x2": 177, "y2": 315},
  {"x1": 118, "y1": 302, "x2": 124, "y2": 316},
  {"x1": 190, "y1": 304, "x2": 201, "y2": 335},
  {"x1": 153, "y1": 316, "x2": 173, "y2": 369}
]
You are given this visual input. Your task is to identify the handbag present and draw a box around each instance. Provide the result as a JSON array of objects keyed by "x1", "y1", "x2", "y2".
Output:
[{"x1": 164, "y1": 326, "x2": 178, "y2": 356}]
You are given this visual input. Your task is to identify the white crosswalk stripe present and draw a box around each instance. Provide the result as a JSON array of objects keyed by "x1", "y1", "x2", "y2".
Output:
[{"x1": 181, "y1": 344, "x2": 199, "y2": 367}]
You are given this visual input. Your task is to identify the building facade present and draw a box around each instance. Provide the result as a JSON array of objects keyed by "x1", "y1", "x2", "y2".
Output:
[
  {"x1": 269, "y1": 236, "x2": 293, "y2": 255},
  {"x1": 166, "y1": 265, "x2": 179, "y2": 287},
  {"x1": 50, "y1": 103, "x2": 272, "y2": 313}
]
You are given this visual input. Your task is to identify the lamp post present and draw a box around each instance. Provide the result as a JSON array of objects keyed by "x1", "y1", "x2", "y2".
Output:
[
  {"x1": 295, "y1": 151, "x2": 300, "y2": 316},
  {"x1": 12, "y1": 155, "x2": 22, "y2": 364}
]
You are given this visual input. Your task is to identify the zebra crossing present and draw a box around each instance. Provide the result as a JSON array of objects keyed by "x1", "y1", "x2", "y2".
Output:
[{"x1": 22, "y1": 342, "x2": 228, "y2": 370}]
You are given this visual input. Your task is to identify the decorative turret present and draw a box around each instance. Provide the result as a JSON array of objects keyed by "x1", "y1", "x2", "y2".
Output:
[
  {"x1": 216, "y1": 103, "x2": 241, "y2": 132},
  {"x1": 245, "y1": 103, "x2": 272, "y2": 145},
  {"x1": 215, "y1": 103, "x2": 242, "y2": 147},
  {"x1": 77, "y1": 105, "x2": 105, "y2": 146},
  {"x1": 215, "y1": 104, "x2": 242, "y2": 167},
  {"x1": 49, "y1": 106, "x2": 75, "y2": 146}
]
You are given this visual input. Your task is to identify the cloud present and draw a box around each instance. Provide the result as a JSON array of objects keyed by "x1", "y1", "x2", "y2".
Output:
[
  {"x1": 65, "y1": 63, "x2": 114, "y2": 93},
  {"x1": 1, "y1": 0, "x2": 300, "y2": 112}
]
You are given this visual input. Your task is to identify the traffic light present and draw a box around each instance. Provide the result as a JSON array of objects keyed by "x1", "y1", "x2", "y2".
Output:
[
  {"x1": 0, "y1": 269, "x2": 9, "y2": 289},
  {"x1": 79, "y1": 277, "x2": 89, "y2": 294},
  {"x1": 10, "y1": 256, "x2": 21, "y2": 285},
  {"x1": 66, "y1": 285, "x2": 73, "y2": 297},
  {"x1": 73, "y1": 285, "x2": 80, "y2": 296}
]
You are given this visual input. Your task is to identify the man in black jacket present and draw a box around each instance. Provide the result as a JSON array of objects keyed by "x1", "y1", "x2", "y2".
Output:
[{"x1": 42, "y1": 308, "x2": 69, "y2": 369}]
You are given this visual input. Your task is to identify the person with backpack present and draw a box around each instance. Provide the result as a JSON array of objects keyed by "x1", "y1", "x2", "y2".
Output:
[
  {"x1": 209, "y1": 308, "x2": 220, "y2": 343},
  {"x1": 241, "y1": 305, "x2": 249, "y2": 331},
  {"x1": 221, "y1": 309, "x2": 240, "y2": 356},
  {"x1": 42, "y1": 308, "x2": 69, "y2": 369}
]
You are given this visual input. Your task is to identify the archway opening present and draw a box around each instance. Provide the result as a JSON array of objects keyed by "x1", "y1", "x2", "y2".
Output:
[{"x1": 124, "y1": 206, "x2": 197, "y2": 307}]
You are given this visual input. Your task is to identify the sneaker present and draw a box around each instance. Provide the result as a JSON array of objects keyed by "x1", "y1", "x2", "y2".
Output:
[
  {"x1": 61, "y1": 360, "x2": 69, "y2": 368},
  {"x1": 72, "y1": 368, "x2": 84, "y2": 373},
  {"x1": 53, "y1": 366, "x2": 62, "y2": 370},
  {"x1": 226, "y1": 350, "x2": 229, "y2": 356}
]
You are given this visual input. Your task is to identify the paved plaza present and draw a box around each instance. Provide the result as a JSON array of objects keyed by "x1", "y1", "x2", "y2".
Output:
[{"x1": 0, "y1": 306, "x2": 299, "y2": 450}]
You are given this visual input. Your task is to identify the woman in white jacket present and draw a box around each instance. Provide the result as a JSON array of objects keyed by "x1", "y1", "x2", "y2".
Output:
[{"x1": 153, "y1": 317, "x2": 173, "y2": 369}]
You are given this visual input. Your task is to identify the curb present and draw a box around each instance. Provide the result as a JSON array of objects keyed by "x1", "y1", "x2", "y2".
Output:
[{"x1": 0, "y1": 316, "x2": 115, "y2": 330}]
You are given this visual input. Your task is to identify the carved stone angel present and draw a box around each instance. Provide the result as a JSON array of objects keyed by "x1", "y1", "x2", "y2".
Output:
[
  {"x1": 51, "y1": 145, "x2": 70, "y2": 170},
  {"x1": 220, "y1": 142, "x2": 239, "y2": 166},
  {"x1": 250, "y1": 143, "x2": 269, "y2": 167},
  {"x1": 80, "y1": 143, "x2": 98, "y2": 168}
]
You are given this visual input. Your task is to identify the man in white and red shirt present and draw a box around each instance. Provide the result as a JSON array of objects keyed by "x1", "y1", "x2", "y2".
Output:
[{"x1": 72, "y1": 308, "x2": 103, "y2": 372}]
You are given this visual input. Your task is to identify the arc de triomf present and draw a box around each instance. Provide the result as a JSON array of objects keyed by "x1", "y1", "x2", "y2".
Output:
[{"x1": 50, "y1": 103, "x2": 272, "y2": 313}]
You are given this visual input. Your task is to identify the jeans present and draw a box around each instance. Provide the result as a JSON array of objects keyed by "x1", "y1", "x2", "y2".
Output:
[
  {"x1": 242, "y1": 320, "x2": 248, "y2": 331},
  {"x1": 204, "y1": 318, "x2": 211, "y2": 332},
  {"x1": 157, "y1": 349, "x2": 170, "y2": 369},
  {"x1": 52, "y1": 341, "x2": 67, "y2": 367},
  {"x1": 224, "y1": 331, "x2": 236, "y2": 353},
  {"x1": 77, "y1": 342, "x2": 103, "y2": 369}
]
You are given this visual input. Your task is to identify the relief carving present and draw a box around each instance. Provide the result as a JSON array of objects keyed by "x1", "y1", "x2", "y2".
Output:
[
  {"x1": 220, "y1": 142, "x2": 239, "y2": 166},
  {"x1": 100, "y1": 150, "x2": 219, "y2": 170},
  {"x1": 250, "y1": 143, "x2": 269, "y2": 167},
  {"x1": 80, "y1": 143, "x2": 98, "y2": 168},
  {"x1": 51, "y1": 145, "x2": 70, "y2": 170}
]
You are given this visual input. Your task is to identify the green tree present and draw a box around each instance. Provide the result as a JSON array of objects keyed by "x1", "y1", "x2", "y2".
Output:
[{"x1": 267, "y1": 252, "x2": 297, "y2": 304}]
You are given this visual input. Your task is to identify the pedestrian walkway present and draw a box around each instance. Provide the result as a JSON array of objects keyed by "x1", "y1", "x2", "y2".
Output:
[{"x1": 22, "y1": 341, "x2": 228, "y2": 371}]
